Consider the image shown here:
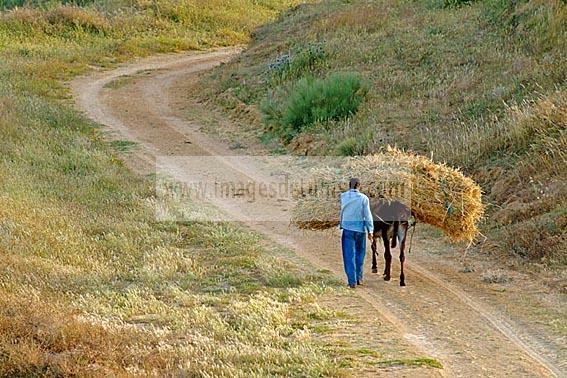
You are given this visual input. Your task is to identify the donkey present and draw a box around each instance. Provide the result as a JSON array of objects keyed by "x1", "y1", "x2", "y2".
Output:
[{"x1": 370, "y1": 198, "x2": 412, "y2": 286}]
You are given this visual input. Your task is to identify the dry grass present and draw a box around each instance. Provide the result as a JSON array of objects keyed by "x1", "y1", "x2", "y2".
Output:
[
  {"x1": 0, "y1": 0, "x2": 308, "y2": 100},
  {"x1": 500, "y1": 209, "x2": 567, "y2": 265},
  {"x1": 0, "y1": 161, "x2": 347, "y2": 375},
  {"x1": 315, "y1": 4, "x2": 387, "y2": 34},
  {"x1": 293, "y1": 147, "x2": 484, "y2": 242},
  {"x1": 0, "y1": 1, "x2": 365, "y2": 375},
  {"x1": 432, "y1": 89, "x2": 566, "y2": 261},
  {"x1": 426, "y1": 89, "x2": 567, "y2": 176},
  {"x1": 0, "y1": 291, "x2": 157, "y2": 376}
]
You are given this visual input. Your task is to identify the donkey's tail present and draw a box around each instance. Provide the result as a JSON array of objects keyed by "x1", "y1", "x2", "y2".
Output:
[{"x1": 391, "y1": 221, "x2": 399, "y2": 248}]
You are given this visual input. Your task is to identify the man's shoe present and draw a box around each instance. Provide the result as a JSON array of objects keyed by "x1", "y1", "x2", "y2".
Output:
[
  {"x1": 348, "y1": 284, "x2": 356, "y2": 289},
  {"x1": 357, "y1": 279, "x2": 364, "y2": 286}
]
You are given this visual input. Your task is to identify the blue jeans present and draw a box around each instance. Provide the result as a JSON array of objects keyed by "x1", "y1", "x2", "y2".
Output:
[{"x1": 341, "y1": 229, "x2": 366, "y2": 286}]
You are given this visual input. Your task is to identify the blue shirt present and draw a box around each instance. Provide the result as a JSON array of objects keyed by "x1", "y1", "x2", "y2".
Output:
[{"x1": 339, "y1": 189, "x2": 374, "y2": 233}]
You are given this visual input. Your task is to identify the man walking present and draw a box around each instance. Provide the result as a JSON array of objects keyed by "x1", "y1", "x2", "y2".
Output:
[{"x1": 340, "y1": 178, "x2": 374, "y2": 288}]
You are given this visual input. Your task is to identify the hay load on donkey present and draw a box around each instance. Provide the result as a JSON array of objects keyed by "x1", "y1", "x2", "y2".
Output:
[{"x1": 292, "y1": 147, "x2": 484, "y2": 242}]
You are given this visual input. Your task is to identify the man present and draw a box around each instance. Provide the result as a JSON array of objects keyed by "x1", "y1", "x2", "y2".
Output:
[{"x1": 339, "y1": 178, "x2": 374, "y2": 289}]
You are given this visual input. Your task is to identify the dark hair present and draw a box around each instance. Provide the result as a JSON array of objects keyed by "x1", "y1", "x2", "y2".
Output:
[{"x1": 349, "y1": 177, "x2": 360, "y2": 189}]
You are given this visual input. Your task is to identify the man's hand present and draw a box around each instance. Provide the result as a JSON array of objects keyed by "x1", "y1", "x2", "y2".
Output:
[{"x1": 367, "y1": 233, "x2": 374, "y2": 242}]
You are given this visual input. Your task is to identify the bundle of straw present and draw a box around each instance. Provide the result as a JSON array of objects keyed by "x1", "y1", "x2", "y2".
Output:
[
  {"x1": 293, "y1": 195, "x2": 340, "y2": 231},
  {"x1": 292, "y1": 147, "x2": 484, "y2": 242}
]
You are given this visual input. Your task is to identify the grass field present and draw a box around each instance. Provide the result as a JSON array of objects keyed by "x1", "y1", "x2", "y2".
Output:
[
  {"x1": 199, "y1": 0, "x2": 567, "y2": 266},
  {"x1": 0, "y1": 0, "x2": 407, "y2": 375}
]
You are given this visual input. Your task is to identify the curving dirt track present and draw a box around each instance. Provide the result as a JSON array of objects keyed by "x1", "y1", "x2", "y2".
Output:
[{"x1": 72, "y1": 49, "x2": 566, "y2": 377}]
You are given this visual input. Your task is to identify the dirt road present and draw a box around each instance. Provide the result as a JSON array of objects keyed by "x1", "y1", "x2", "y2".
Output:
[{"x1": 72, "y1": 49, "x2": 566, "y2": 377}]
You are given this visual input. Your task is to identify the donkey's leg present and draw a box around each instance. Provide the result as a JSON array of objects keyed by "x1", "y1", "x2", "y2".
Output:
[
  {"x1": 382, "y1": 228, "x2": 392, "y2": 281},
  {"x1": 399, "y1": 225, "x2": 407, "y2": 286},
  {"x1": 371, "y1": 231, "x2": 378, "y2": 273}
]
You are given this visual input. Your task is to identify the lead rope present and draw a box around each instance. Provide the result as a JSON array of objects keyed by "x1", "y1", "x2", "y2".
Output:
[{"x1": 407, "y1": 221, "x2": 417, "y2": 254}]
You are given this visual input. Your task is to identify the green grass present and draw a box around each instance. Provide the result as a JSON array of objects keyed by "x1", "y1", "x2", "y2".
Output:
[
  {"x1": 443, "y1": 0, "x2": 476, "y2": 8},
  {"x1": 376, "y1": 357, "x2": 443, "y2": 369},
  {"x1": 0, "y1": 0, "x2": 386, "y2": 375},
  {"x1": 356, "y1": 348, "x2": 381, "y2": 358},
  {"x1": 199, "y1": 0, "x2": 567, "y2": 264},
  {"x1": 109, "y1": 139, "x2": 138, "y2": 152}
]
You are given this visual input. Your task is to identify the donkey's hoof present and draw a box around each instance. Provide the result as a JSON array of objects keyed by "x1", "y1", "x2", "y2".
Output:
[
  {"x1": 372, "y1": 268, "x2": 378, "y2": 274},
  {"x1": 383, "y1": 275, "x2": 391, "y2": 281},
  {"x1": 400, "y1": 281, "x2": 406, "y2": 287}
]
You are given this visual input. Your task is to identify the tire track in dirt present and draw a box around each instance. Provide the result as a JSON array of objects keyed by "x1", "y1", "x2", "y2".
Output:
[{"x1": 71, "y1": 49, "x2": 564, "y2": 378}]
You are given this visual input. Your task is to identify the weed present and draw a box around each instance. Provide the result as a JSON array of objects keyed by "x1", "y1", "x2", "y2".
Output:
[
  {"x1": 104, "y1": 75, "x2": 134, "y2": 89},
  {"x1": 267, "y1": 42, "x2": 327, "y2": 83},
  {"x1": 481, "y1": 270, "x2": 513, "y2": 284},
  {"x1": 336, "y1": 128, "x2": 374, "y2": 156},
  {"x1": 459, "y1": 265, "x2": 476, "y2": 273},
  {"x1": 229, "y1": 141, "x2": 247, "y2": 150},
  {"x1": 376, "y1": 357, "x2": 443, "y2": 369},
  {"x1": 336, "y1": 136, "x2": 361, "y2": 156},
  {"x1": 444, "y1": 0, "x2": 477, "y2": 8},
  {"x1": 269, "y1": 271, "x2": 306, "y2": 288},
  {"x1": 109, "y1": 140, "x2": 137, "y2": 152},
  {"x1": 357, "y1": 348, "x2": 381, "y2": 358}
]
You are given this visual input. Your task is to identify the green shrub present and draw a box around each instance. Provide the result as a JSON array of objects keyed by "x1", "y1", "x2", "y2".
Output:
[
  {"x1": 284, "y1": 72, "x2": 368, "y2": 131},
  {"x1": 261, "y1": 72, "x2": 368, "y2": 141}
]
